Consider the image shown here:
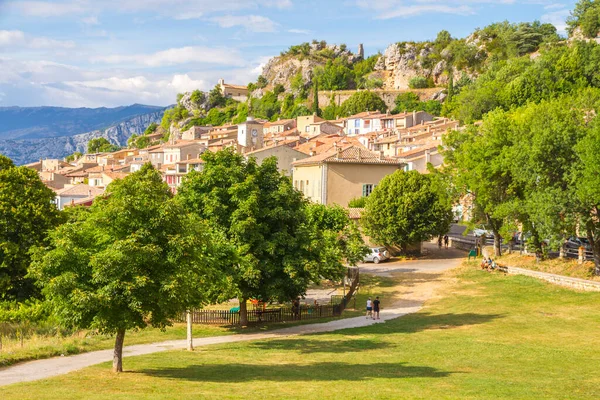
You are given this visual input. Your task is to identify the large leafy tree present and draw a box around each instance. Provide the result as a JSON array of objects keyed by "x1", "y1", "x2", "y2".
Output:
[
  {"x1": 340, "y1": 91, "x2": 387, "y2": 116},
  {"x1": 87, "y1": 137, "x2": 120, "y2": 153},
  {"x1": 30, "y1": 164, "x2": 232, "y2": 372},
  {"x1": 442, "y1": 110, "x2": 520, "y2": 255},
  {"x1": 177, "y1": 149, "x2": 349, "y2": 325},
  {"x1": 361, "y1": 170, "x2": 453, "y2": 252},
  {"x1": 305, "y1": 204, "x2": 368, "y2": 268},
  {"x1": 0, "y1": 156, "x2": 60, "y2": 301},
  {"x1": 572, "y1": 121, "x2": 600, "y2": 274}
]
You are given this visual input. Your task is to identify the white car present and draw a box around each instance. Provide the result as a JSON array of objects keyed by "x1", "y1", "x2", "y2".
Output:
[{"x1": 363, "y1": 247, "x2": 390, "y2": 264}]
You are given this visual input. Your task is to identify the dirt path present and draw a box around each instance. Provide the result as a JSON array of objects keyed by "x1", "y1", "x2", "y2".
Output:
[{"x1": 0, "y1": 243, "x2": 464, "y2": 387}]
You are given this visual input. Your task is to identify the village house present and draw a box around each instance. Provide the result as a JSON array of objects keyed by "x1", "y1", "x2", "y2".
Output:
[
  {"x1": 218, "y1": 78, "x2": 248, "y2": 102},
  {"x1": 245, "y1": 141, "x2": 310, "y2": 176},
  {"x1": 162, "y1": 158, "x2": 204, "y2": 192},
  {"x1": 291, "y1": 145, "x2": 405, "y2": 206},
  {"x1": 54, "y1": 184, "x2": 104, "y2": 210},
  {"x1": 296, "y1": 114, "x2": 325, "y2": 136},
  {"x1": 162, "y1": 141, "x2": 204, "y2": 164},
  {"x1": 237, "y1": 117, "x2": 264, "y2": 151},
  {"x1": 304, "y1": 120, "x2": 344, "y2": 138},
  {"x1": 263, "y1": 119, "x2": 296, "y2": 135},
  {"x1": 346, "y1": 110, "x2": 434, "y2": 136}
]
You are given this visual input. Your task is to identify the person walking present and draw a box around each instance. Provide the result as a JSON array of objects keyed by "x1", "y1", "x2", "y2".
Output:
[
  {"x1": 373, "y1": 296, "x2": 381, "y2": 320},
  {"x1": 366, "y1": 297, "x2": 372, "y2": 319},
  {"x1": 437, "y1": 235, "x2": 443, "y2": 249},
  {"x1": 444, "y1": 235, "x2": 449, "y2": 249}
]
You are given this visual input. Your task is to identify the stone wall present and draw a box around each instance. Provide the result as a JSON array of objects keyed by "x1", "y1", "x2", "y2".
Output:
[
  {"x1": 498, "y1": 265, "x2": 600, "y2": 292},
  {"x1": 318, "y1": 88, "x2": 441, "y2": 112}
]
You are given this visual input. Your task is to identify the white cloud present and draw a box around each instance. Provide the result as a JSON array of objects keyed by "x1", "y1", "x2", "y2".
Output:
[
  {"x1": 210, "y1": 15, "x2": 279, "y2": 32},
  {"x1": 0, "y1": 30, "x2": 75, "y2": 49},
  {"x1": 378, "y1": 4, "x2": 474, "y2": 18},
  {"x1": 258, "y1": 0, "x2": 293, "y2": 9},
  {"x1": 92, "y1": 46, "x2": 244, "y2": 67},
  {"x1": 81, "y1": 16, "x2": 99, "y2": 25},
  {"x1": 0, "y1": 30, "x2": 25, "y2": 46},
  {"x1": 541, "y1": 8, "x2": 570, "y2": 34},
  {"x1": 9, "y1": 1, "x2": 87, "y2": 17},
  {"x1": 288, "y1": 28, "x2": 311, "y2": 35},
  {"x1": 544, "y1": 3, "x2": 566, "y2": 10}
]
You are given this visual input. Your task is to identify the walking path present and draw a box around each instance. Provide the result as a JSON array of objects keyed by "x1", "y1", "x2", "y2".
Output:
[{"x1": 0, "y1": 243, "x2": 464, "y2": 387}]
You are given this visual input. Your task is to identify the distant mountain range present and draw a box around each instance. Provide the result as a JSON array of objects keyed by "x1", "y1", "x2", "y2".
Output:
[{"x1": 0, "y1": 104, "x2": 167, "y2": 165}]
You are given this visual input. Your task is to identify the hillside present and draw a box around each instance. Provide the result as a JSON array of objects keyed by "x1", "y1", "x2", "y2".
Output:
[
  {"x1": 1, "y1": 110, "x2": 164, "y2": 165},
  {"x1": 0, "y1": 104, "x2": 165, "y2": 140}
]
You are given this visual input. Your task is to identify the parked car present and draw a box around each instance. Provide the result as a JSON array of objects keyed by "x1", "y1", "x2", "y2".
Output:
[
  {"x1": 363, "y1": 247, "x2": 390, "y2": 264},
  {"x1": 472, "y1": 226, "x2": 492, "y2": 237},
  {"x1": 565, "y1": 237, "x2": 591, "y2": 251}
]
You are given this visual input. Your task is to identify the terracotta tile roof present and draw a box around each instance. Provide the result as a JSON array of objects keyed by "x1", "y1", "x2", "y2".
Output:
[
  {"x1": 176, "y1": 158, "x2": 204, "y2": 164},
  {"x1": 102, "y1": 171, "x2": 129, "y2": 180},
  {"x1": 56, "y1": 184, "x2": 105, "y2": 197},
  {"x1": 293, "y1": 145, "x2": 404, "y2": 166},
  {"x1": 396, "y1": 142, "x2": 441, "y2": 158},
  {"x1": 222, "y1": 83, "x2": 247, "y2": 90},
  {"x1": 346, "y1": 110, "x2": 383, "y2": 119},
  {"x1": 294, "y1": 135, "x2": 363, "y2": 156},
  {"x1": 163, "y1": 140, "x2": 201, "y2": 149},
  {"x1": 245, "y1": 140, "x2": 304, "y2": 156}
]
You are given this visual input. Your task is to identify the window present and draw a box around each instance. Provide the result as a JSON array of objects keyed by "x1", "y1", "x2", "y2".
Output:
[
  {"x1": 294, "y1": 180, "x2": 298, "y2": 189},
  {"x1": 300, "y1": 180, "x2": 304, "y2": 191},
  {"x1": 306, "y1": 180, "x2": 309, "y2": 195},
  {"x1": 362, "y1": 184, "x2": 375, "y2": 197},
  {"x1": 364, "y1": 120, "x2": 371, "y2": 129},
  {"x1": 305, "y1": 126, "x2": 310, "y2": 132},
  {"x1": 354, "y1": 119, "x2": 360, "y2": 128}
]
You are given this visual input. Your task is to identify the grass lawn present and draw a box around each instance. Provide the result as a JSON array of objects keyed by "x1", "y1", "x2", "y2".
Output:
[
  {"x1": 4, "y1": 261, "x2": 600, "y2": 399},
  {"x1": 495, "y1": 252, "x2": 599, "y2": 281}
]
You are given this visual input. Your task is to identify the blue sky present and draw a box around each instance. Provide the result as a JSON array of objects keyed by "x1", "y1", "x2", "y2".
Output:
[{"x1": 0, "y1": 0, "x2": 577, "y2": 108}]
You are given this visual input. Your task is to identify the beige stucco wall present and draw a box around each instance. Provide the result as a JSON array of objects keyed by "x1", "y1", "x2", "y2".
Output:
[
  {"x1": 249, "y1": 146, "x2": 309, "y2": 176},
  {"x1": 326, "y1": 163, "x2": 401, "y2": 206},
  {"x1": 292, "y1": 164, "x2": 324, "y2": 203}
]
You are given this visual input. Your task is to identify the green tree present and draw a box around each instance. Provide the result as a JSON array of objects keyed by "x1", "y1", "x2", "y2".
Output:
[
  {"x1": 442, "y1": 110, "x2": 520, "y2": 255},
  {"x1": 393, "y1": 92, "x2": 421, "y2": 113},
  {"x1": 305, "y1": 204, "x2": 368, "y2": 267},
  {"x1": 290, "y1": 72, "x2": 307, "y2": 98},
  {"x1": 208, "y1": 85, "x2": 227, "y2": 109},
  {"x1": 312, "y1": 80, "x2": 320, "y2": 116},
  {"x1": 314, "y1": 59, "x2": 353, "y2": 90},
  {"x1": 572, "y1": 120, "x2": 600, "y2": 273},
  {"x1": 189, "y1": 90, "x2": 205, "y2": 108},
  {"x1": 322, "y1": 94, "x2": 341, "y2": 120},
  {"x1": 361, "y1": 170, "x2": 453, "y2": 252},
  {"x1": 408, "y1": 76, "x2": 430, "y2": 89},
  {"x1": 177, "y1": 149, "x2": 347, "y2": 325},
  {"x1": 567, "y1": 0, "x2": 600, "y2": 37},
  {"x1": 0, "y1": 159, "x2": 60, "y2": 301},
  {"x1": 340, "y1": 91, "x2": 387, "y2": 116},
  {"x1": 30, "y1": 164, "x2": 232, "y2": 372},
  {"x1": 87, "y1": 138, "x2": 120, "y2": 153},
  {"x1": 65, "y1": 151, "x2": 82, "y2": 163}
]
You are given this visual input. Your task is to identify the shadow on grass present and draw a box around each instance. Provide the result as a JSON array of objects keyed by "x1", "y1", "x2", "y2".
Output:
[
  {"x1": 247, "y1": 338, "x2": 391, "y2": 354},
  {"x1": 328, "y1": 312, "x2": 504, "y2": 335},
  {"x1": 138, "y1": 362, "x2": 453, "y2": 382}
]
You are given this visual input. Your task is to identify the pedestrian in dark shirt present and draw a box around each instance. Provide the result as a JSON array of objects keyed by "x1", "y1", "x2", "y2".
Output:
[
  {"x1": 373, "y1": 296, "x2": 381, "y2": 320},
  {"x1": 444, "y1": 235, "x2": 449, "y2": 249}
]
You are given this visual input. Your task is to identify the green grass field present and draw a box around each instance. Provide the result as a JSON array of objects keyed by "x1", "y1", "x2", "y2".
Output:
[{"x1": 4, "y1": 262, "x2": 600, "y2": 399}]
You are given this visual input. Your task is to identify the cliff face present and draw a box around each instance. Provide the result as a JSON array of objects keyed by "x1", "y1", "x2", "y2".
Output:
[
  {"x1": 374, "y1": 43, "x2": 465, "y2": 90},
  {"x1": 261, "y1": 42, "x2": 361, "y2": 92},
  {"x1": 0, "y1": 110, "x2": 164, "y2": 165}
]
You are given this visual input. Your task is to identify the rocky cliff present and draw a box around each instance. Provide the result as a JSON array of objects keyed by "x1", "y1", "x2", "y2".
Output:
[{"x1": 0, "y1": 110, "x2": 164, "y2": 165}]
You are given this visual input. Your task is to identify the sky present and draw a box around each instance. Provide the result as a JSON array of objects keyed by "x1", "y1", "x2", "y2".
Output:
[{"x1": 0, "y1": 0, "x2": 578, "y2": 108}]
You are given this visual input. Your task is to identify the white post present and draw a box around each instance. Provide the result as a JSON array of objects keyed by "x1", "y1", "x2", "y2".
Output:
[{"x1": 186, "y1": 310, "x2": 193, "y2": 351}]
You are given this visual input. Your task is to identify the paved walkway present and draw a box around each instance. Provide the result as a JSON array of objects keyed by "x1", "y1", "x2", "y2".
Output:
[{"x1": 0, "y1": 243, "x2": 464, "y2": 387}]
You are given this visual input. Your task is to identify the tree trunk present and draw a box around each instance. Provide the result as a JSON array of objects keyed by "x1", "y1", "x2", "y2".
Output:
[
  {"x1": 113, "y1": 329, "x2": 125, "y2": 373},
  {"x1": 593, "y1": 241, "x2": 600, "y2": 276},
  {"x1": 493, "y1": 231, "x2": 502, "y2": 257},
  {"x1": 239, "y1": 297, "x2": 248, "y2": 326},
  {"x1": 186, "y1": 310, "x2": 193, "y2": 351}
]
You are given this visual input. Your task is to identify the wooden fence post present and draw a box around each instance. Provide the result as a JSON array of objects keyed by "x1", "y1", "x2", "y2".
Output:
[{"x1": 186, "y1": 310, "x2": 193, "y2": 351}]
